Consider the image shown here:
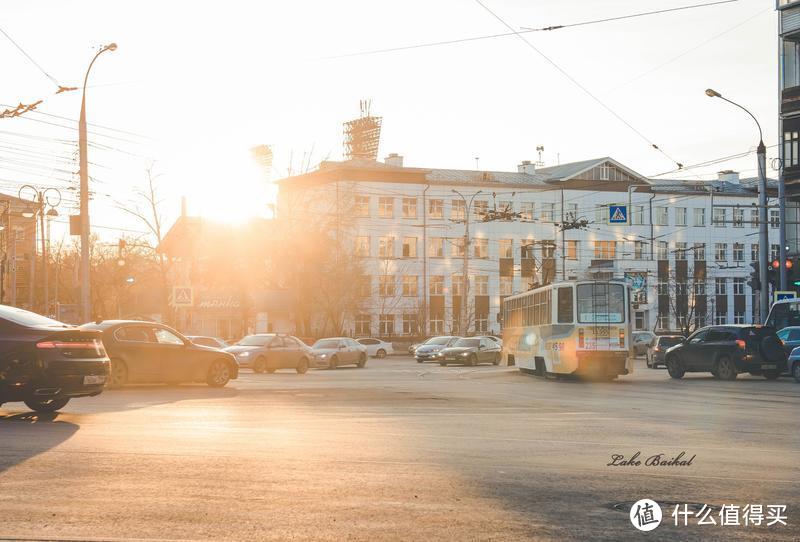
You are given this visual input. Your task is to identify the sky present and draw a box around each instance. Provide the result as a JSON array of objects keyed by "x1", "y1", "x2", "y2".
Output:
[{"x1": 0, "y1": 0, "x2": 782, "y2": 244}]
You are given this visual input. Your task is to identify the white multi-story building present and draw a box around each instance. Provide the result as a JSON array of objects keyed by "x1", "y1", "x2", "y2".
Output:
[{"x1": 277, "y1": 154, "x2": 795, "y2": 337}]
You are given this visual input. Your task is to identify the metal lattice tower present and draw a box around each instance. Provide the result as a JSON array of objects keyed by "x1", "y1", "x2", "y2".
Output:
[{"x1": 343, "y1": 100, "x2": 382, "y2": 161}]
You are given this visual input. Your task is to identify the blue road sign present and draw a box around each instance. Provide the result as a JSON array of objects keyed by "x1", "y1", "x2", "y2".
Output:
[
  {"x1": 609, "y1": 205, "x2": 628, "y2": 224},
  {"x1": 775, "y1": 291, "x2": 797, "y2": 302}
]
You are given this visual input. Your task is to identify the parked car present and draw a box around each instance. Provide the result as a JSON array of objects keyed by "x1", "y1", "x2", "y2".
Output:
[
  {"x1": 438, "y1": 337, "x2": 502, "y2": 367},
  {"x1": 224, "y1": 333, "x2": 311, "y2": 374},
  {"x1": 311, "y1": 338, "x2": 367, "y2": 369},
  {"x1": 356, "y1": 337, "x2": 394, "y2": 358},
  {"x1": 787, "y1": 347, "x2": 800, "y2": 382},
  {"x1": 663, "y1": 325, "x2": 786, "y2": 381},
  {"x1": 482, "y1": 335, "x2": 503, "y2": 347},
  {"x1": 80, "y1": 320, "x2": 237, "y2": 387},
  {"x1": 0, "y1": 305, "x2": 109, "y2": 412},
  {"x1": 645, "y1": 335, "x2": 685, "y2": 369},
  {"x1": 408, "y1": 341, "x2": 425, "y2": 355},
  {"x1": 632, "y1": 331, "x2": 657, "y2": 356},
  {"x1": 186, "y1": 335, "x2": 229, "y2": 349},
  {"x1": 414, "y1": 336, "x2": 461, "y2": 363},
  {"x1": 776, "y1": 326, "x2": 800, "y2": 356}
]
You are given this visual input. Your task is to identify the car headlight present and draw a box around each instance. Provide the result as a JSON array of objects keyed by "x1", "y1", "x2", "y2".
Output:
[
  {"x1": 239, "y1": 351, "x2": 250, "y2": 357},
  {"x1": 460, "y1": 352, "x2": 470, "y2": 356},
  {"x1": 318, "y1": 353, "x2": 327, "y2": 359}
]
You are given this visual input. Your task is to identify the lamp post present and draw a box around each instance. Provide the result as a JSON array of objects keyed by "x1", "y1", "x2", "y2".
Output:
[
  {"x1": 451, "y1": 189, "x2": 483, "y2": 335},
  {"x1": 19, "y1": 185, "x2": 61, "y2": 315},
  {"x1": 705, "y1": 88, "x2": 770, "y2": 323},
  {"x1": 79, "y1": 42, "x2": 117, "y2": 322}
]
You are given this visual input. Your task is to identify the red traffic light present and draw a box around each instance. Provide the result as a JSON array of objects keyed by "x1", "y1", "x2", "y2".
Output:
[
  {"x1": 772, "y1": 260, "x2": 780, "y2": 269},
  {"x1": 787, "y1": 260, "x2": 794, "y2": 270}
]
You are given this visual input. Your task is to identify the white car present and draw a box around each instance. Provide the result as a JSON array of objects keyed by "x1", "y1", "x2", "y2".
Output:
[{"x1": 356, "y1": 337, "x2": 394, "y2": 358}]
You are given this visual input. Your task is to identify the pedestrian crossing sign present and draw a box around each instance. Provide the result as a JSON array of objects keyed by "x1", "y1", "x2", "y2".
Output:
[
  {"x1": 172, "y1": 287, "x2": 194, "y2": 307},
  {"x1": 609, "y1": 205, "x2": 628, "y2": 224}
]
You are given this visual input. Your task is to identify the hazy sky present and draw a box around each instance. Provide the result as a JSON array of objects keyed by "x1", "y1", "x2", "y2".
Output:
[{"x1": 0, "y1": 0, "x2": 780, "y2": 242}]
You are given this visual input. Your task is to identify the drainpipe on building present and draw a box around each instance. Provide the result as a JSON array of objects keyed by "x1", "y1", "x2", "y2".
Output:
[{"x1": 422, "y1": 184, "x2": 430, "y2": 336}]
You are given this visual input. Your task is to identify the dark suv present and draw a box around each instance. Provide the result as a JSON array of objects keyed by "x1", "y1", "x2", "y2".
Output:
[{"x1": 664, "y1": 325, "x2": 786, "y2": 380}]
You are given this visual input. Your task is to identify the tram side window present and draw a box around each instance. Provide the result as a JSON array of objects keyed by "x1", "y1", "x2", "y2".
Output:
[{"x1": 557, "y1": 287, "x2": 573, "y2": 323}]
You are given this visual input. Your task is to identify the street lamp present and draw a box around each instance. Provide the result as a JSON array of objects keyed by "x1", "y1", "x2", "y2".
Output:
[
  {"x1": 451, "y1": 189, "x2": 483, "y2": 335},
  {"x1": 79, "y1": 42, "x2": 117, "y2": 322},
  {"x1": 705, "y1": 88, "x2": 770, "y2": 323},
  {"x1": 18, "y1": 185, "x2": 61, "y2": 315}
]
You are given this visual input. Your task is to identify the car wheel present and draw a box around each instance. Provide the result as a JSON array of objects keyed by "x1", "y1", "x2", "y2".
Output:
[
  {"x1": 715, "y1": 356, "x2": 738, "y2": 381},
  {"x1": 296, "y1": 357, "x2": 309, "y2": 374},
  {"x1": 469, "y1": 354, "x2": 478, "y2": 367},
  {"x1": 376, "y1": 349, "x2": 387, "y2": 359},
  {"x1": 666, "y1": 356, "x2": 684, "y2": 379},
  {"x1": 329, "y1": 356, "x2": 338, "y2": 370},
  {"x1": 417, "y1": 358, "x2": 423, "y2": 363},
  {"x1": 206, "y1": 360, "x2": 231, "y2": 387},
  {"x1": 253, "y1": 357, "x2": 266, "y2": 374},
  {"x1": 357, "y1": 353, "x2": 367, "y2": 368},
  {"x1": 266, "y1": 368, "x2": 276, "y2": 374},
  {"x1": 793, "y1": 363, "x2": 800, "y2": 383},
  {"x1": 763, "y1": 369, "x2": 781, "y2": 380},
  {"x1": 439, "y1": 361, "x2": 447, "y2": 366},
  {"x1": 492, "y1": 353, "x2": 500, "y2": 365},
  {"x1": 645, "y1": 355, "x2": 652, "y2": 368},
  {"x1": 24, "y1": 397, "x2": 70, "y2": 413},
  {"x1": 109, "y1": 359, "x2": 128, "y2": 388}
]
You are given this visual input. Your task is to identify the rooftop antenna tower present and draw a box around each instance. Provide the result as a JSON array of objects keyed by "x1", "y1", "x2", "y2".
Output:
[
  {"x1": 536, "y1": 145, "x2": 545, "y2": 167},
  {"x1": 343, "y1": 99, "x2": 382, "y2": 161}
]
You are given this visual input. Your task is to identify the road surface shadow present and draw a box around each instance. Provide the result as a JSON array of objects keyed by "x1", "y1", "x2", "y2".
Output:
[
  {"x1": 82, "y1": 385, "x2": 239, "y2": 413},
  {"x1": 0, "y1": 412, "x2": 79, "y2": 474}
]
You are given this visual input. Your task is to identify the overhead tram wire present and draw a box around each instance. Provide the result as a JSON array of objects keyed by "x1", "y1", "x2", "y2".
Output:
[
  {"x1": 324, "y1": 0, "x2": 739, "y2": 59},
  {"x1": 650, "y1": 145, "x2": 779, "y2": 177},
  {"x1": 0, "y1": 25, "x2": 60, "y2": 86},
  {"x1": 473, "y1": 0, "x2": 688, "y2": 173}
]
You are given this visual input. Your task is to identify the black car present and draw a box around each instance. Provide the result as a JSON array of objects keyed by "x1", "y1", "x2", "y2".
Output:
[
  {"x1": 438, "y1": 337, "x2": 502, "y2": 367},
  {"x1": 645, "y1": 335, "x2": 685, "y2": 369},
  {"x1": 0, "y1": 304, "x2": 109, "y2": 412},
  {"x1": 664, "y1": 325, "x2": 786, "y2": 380},
  {"x1": 80, "y1": 320, "x2": 238, "y2": 387}
]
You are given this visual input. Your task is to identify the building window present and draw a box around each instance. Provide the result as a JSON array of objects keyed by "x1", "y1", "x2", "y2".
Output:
[
  {"x1": 713, "y1": 207, "x2": 726, "y2": 227},
  {"x1": 475, "y1": 315, "x2": 488, "y2": 333},
  {"x1": 595, "y1": 205, "x2": 606, "y2": 224},
  {"x1": 733, "y1": 243, "x2": 744, "y2": 262},
  {"x1": 656, "y1": 316, "x2": 669, "y2": 331},
  {"x1": 715, "y1": 278, "x2": 727, "y2": 295},
  {"x1": 378, "y1": 197, "x2": 394, "y2": 218},
  {"x1": 402, "y1": 237, "x2": 417, "y2": 258},
  {"x1": 594, "y1": 241, "x2": 616, "y2": 259},
  {"x1": 402, "y1": 276, "x2": 418, "y2": 296},
  {"x1": 428, "y1": 237, "x2": 444, "y2": 257},
  {"x1": 634, "y1": 241, "x2": 646, "y2": 260},
  {"x1": 657, "y1": 281, "x2": 669, "y2": 295},
  {"x1": 541, "y1": 241, "x2": 556, "y2": 258},
  {"x1": 750, "y1": 209, "x2": 759, "y2": 228},
  {"x1": 714, "y1": 311, "x2": 727, "y2": 325},
  {"x1": 379, "y1": 275, "x2": 395, "y2": 297},
  {"x1": 520, "y1": 202, "x2": 534, "y2": 221},
  {"x1": 402, "y1": 314, "x2": 418, "y2": 335},
  {"x1": 770, "y1": 209, "x2": 780, "y2": 228},
  {"x1": 567, "y1": 240, "x2": 578, "y2": 260},
  {"x1": 771, "y1": 244, "x2": 780, "y2": 261},
  {"x1": 355, "y1": 315, "x2": 371, "y2": 336},
  {"x1": 498, "y1": 200, "x2": 514, "y2": 216},
  {"x1": 500, "y1": 277, "x2": 513, "y2": 296},
  {"x1": 785, "y1": 129, "x2": 800, "y2": 167},
  {"x1": 451, "y1": 200, "x2": 465, "y2": 221},
  {"x1": 541, "y1": 202, "x2": 555, "y2": 222},
  {"x1": 657, "y1": 241, "x2": 668, "y2": 260},
  {"x1": 358, "y1": 276, "x2": 371, "y2": 297},
  {"x1": 402, "y1": 197, "x2": 417, "y2": 218},
  {"x1": 428, "y1": 199, "x2": 443, "y2": 219},
  {"x1": 733, "y1": 277, "x2": 745, "y2": 295},
  {"x1": 355, "y1": 236, "x2": 370, "y2": 257},
  {"x1": 655, "y1": 207, "x2": 668, "y2": 226},
  {"x1": 473, "y1": 238, "x2": 488, "y2": 259},
  {"x1": 566, "y1": 203, "x2": 578, "y2": 221},
  {"x1": 473, "y1": 200, "x2": 488, "y2": 220},
  {"x1": 715, "y1": 243, "x2": 727, "y2": 262},
  {"x1": 430, "y1": 317, "x2": 444, "y2": 334},
  {"x1": 354, "y1": 196, "x2": 369, "y2": 217},
  {"x1": 452, "y1": 237, "x2": 465, "y2": 257},
  {"x1": 734, "y1": 311, "x2": 745, "y2": 324},
  {"x1": 474, "y1": 275, "x2": 489, "y2": 295},
  {"x1": 521, "y1": 240, "x2": 534, "y2": 259},
  {"x1": 430, "y1": 275, "x2": 444, "y2": 295},
  {"x1": 675, "y1": 282, "x2": 688, "y2": 295},
  {"x1": 693, "y1": 280, "x2": 706, "y2": 295},
  {"x1": 378, "y1": 236, "x2": 395, "y2": 258},
  {"x1": 675, "y1": 242, "x2": 687, "y2": 260},
  {"x1": 499, "y1": 239, "x2": 513, "y2": 259},
  {"x1": 733, "y1": 207, "x2": 744, "y2": 228},
  {"x1": 693, "y1": 208, "x2": 705, "y2": 227},
  {"x1": 751, "y1": 244, "x2": 759, "y2": 261},
  {"x1": 379, "y1": 315, "x2": 394, "y2": 336},
  {"x1": 694, "y1": 243, "x2": 705, "y2": 261},
  {"x1": 452, "y1": 275, "x2": 463, "y2": 296},
  {"x1": 634, "y1": 311, "x2": 646, "y2": 330},
  {"x1": 675, "y1": 207, "x2": 687, "y2": 226}
]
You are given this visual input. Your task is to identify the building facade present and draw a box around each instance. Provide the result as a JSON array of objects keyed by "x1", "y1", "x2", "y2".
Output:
[
  {"x1": 277, "y1": 156, "x2": 794, "y2": 337},
  {"x1": 1, "y1": 194, "x2": 39, "y2": 309},
  {"x1": 780, "y1": 0, "x2": 800, "y2": 195}
]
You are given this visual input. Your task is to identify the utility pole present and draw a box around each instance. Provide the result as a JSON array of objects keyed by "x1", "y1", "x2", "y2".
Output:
[
  {"x1": 79, "y1": 43, "x2": 117, "y2": 322},
  {"x1": 422, "y1": 185, "x2": 430, "y2": 336},
  {"x1": 452, "y1": 189, "x2": 482, "y2": 336}
]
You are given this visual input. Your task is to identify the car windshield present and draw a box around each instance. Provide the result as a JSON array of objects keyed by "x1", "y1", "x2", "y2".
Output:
[
  {"x1": 454, "y1": 338, "x2": 480, "y2": 348},
  {"x1": 425, "y1": 337, "x2": 453, "y2": 345},
  {"x1": 0, "y1": 305, "x2": 70, "y2": 328},
  {"x1": 313, "y1": 339, "x2": 340, "y2": 349},
  {"x1": 658, "y1": 337, "x2": 683, "y2": 347},
  {"x1": 235, "y1": 335, "x2": 272, "y2": 346}
]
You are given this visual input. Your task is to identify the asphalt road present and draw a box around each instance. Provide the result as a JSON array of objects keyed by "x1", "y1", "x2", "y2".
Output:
[{"x1": 1, "y1": 356, "x2": 798, "y2": 541}]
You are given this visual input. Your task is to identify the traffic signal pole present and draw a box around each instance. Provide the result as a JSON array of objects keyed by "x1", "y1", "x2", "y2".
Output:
[{"x1": 758, "y1": 142, "x2": 770, "y2": 323}]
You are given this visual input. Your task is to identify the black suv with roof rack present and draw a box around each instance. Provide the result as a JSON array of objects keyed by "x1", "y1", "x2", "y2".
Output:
[{"x1": 663, "y1": 325, "x2": 787, "y2": 380}]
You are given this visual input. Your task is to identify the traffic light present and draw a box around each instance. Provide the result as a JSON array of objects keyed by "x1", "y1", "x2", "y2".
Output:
[
  {"x1": 748, "y1": 261, "x2": 761, "y2": 291},
  {"x1": 769, "y1": 260, "x2": 780, "y2": 291}
]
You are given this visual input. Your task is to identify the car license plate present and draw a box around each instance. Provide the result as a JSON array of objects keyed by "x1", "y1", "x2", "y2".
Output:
[
  {"x1": 83, "y1": 375, "x2": 106, "y2": 385},
  {"x1": 760, "y1": 364, "x2": 776, "y2": 370}
]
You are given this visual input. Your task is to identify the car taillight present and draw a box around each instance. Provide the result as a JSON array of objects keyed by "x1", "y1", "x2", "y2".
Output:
[
  {"x1": 619, "y1": 329, "x2": 625, "y2": 344},
  {"x1": 735, "y1": 339, "x2": 746, "y2": 350},
  {"x1": 37, "y1": 339, "x2": 104, "y2": 354},
  {"x1": 578, "y1": 328, "x2": 584, "y2": 348},
  {"x1": 653, "y1": 347, "x2": 660, "y2": 352}
]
